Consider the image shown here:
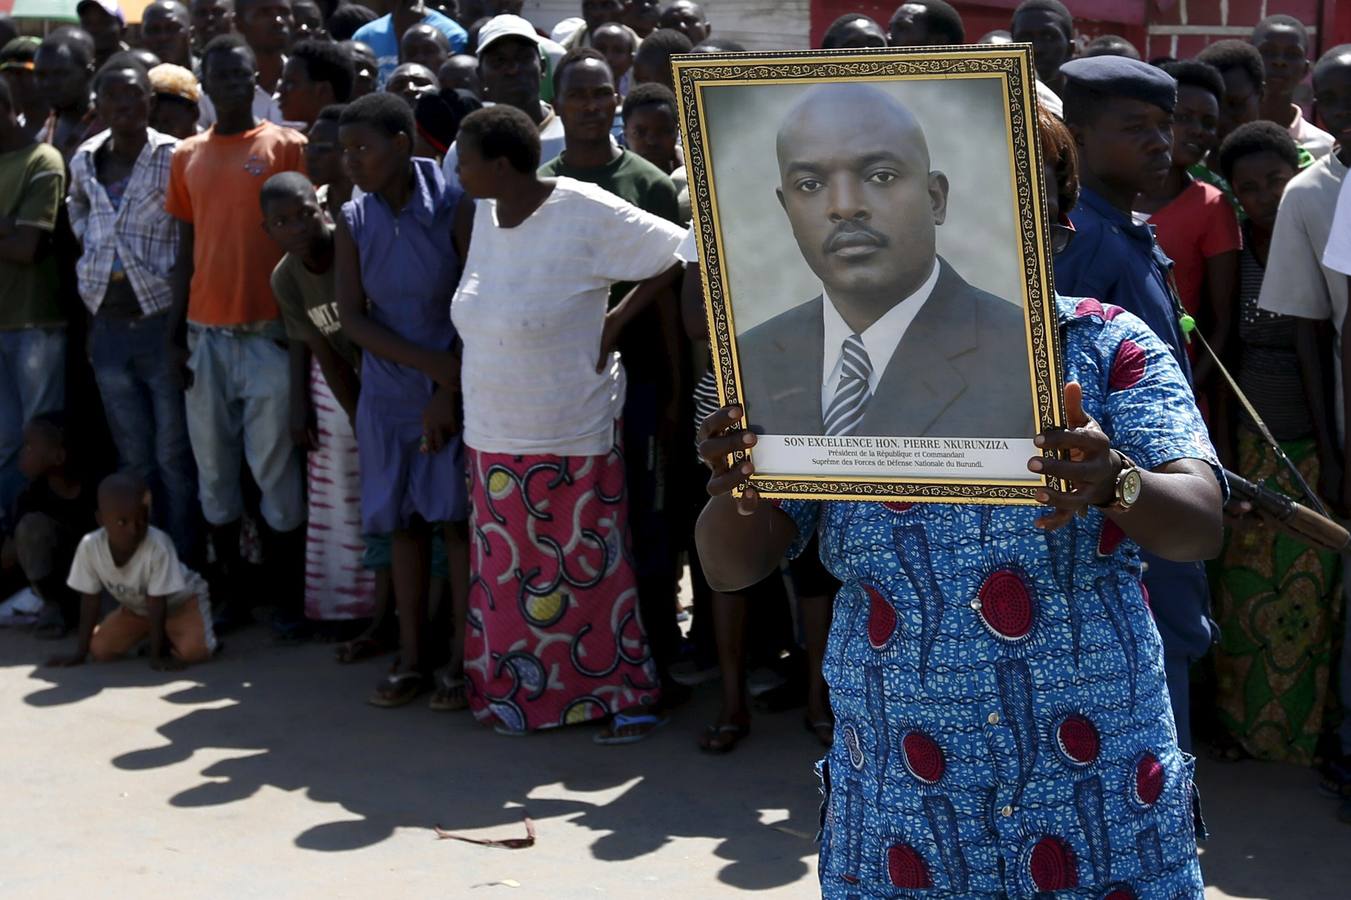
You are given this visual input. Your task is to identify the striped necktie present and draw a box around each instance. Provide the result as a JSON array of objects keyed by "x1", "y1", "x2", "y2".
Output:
[{"x1": 824, "y1": 333, "x2": 873, "y2": 436}]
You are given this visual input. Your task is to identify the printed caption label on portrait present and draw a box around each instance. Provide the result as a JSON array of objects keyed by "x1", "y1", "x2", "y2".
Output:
[{"x1": 753, "y1": 436, "x2": 1041, "y2": 481}]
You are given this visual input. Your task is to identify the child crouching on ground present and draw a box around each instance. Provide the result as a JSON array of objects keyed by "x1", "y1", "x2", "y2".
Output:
[{"x1": 45, "y1": 472, "x2": 216, "y2": 671}]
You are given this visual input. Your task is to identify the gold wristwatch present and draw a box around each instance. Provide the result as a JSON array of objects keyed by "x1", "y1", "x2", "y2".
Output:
[{"x1": 1101, "y1": 451, "x2": 1142, "y2": 512}]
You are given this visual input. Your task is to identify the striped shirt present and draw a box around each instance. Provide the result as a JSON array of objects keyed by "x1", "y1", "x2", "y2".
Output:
[{"x1": 67, "y1": 128, "x2": 181, "y2": 316}]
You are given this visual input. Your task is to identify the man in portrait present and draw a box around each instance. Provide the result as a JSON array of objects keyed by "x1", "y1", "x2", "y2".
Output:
[{"x1": 736, "y1": 82, "x2": 1035, "y2": 438}]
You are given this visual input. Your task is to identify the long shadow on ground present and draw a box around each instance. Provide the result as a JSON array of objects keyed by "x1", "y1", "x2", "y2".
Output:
[{"x1": 16, "y1": 627, "x2": 821, "y2": 892}]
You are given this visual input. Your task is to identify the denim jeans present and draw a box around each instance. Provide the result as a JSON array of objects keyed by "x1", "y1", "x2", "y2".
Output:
[
  {"x1": 184, "y1": 325, "x2": 304, "y2": 533},
  {"x1": 0, "y1": 327, "x2": 66, "y2": 521},
  {"x1": 90, "y1": 313, "x2": 199, "y2": 558}
]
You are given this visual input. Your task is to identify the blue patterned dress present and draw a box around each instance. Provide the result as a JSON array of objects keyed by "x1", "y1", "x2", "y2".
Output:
[{"x1": 783, "y1": 297, "x2": 1218, "y2": 899}]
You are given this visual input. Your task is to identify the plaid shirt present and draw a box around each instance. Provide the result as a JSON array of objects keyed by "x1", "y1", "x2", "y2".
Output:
[{"x1": 67, "y1": 128, "x2": 180, "y2": 315}]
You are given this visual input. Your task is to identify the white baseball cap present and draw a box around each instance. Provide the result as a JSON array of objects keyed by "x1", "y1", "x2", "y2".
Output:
[{"x1": 477, "y1": 15, "x2": 541, "y2": 55}]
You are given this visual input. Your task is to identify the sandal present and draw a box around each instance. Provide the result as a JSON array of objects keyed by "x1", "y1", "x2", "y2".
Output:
[
  {"x1": 699, "y1": 721, "x2": 750, "y2": 754},
  {"x1": 594, "y1": 710, "x2": 670, "y2": 745},
  {"x1": 335, "y1": 635, "x2": 390, "y2": 665},
  {"x1": 804, "y1": 717, "x2": 834, "y2": 749},
  {"x1": 367, "y1": 670, "x2": 429, "y2": 708},
  {"x1": 429, "y1": 668, "x2": 469, "y2": 712}
]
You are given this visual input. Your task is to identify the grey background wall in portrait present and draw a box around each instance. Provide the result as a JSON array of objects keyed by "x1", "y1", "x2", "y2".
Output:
[{"x1": 699, "y1": 77, "x2": 1024, "y2": 333}]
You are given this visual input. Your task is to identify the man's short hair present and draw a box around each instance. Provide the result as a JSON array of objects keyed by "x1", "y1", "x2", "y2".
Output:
[
  {"x1": 892, "y1": 1, "x2": 965, "y2": 45},
  {"x1": 260, "y1": 170, "x2": 316, "y2": 212},
  {"x1": 39, "y1": 29, "x2": 95, "y2": 69},
  {"x1": 553, "y1": 46, "x2": 610, "y2": 96},
  {"x1": 201, "y1": 33, "x2": 256, "y2": 75},
  {"x1": 592, "y1": 21, "x2": 636, "y2": 48},
  {"x1": 415, "y1": 88, "x2": 480, "y2": 153},
  {"x1": 691, "y1": 37, "x2": 744, "y2": 52},
  {"x1": 1161, "y1": 60, "x2": 1225, "y2": 105},
  {"x1": 1217, "y1": 120, "x2": 1300, "y2": 182},
  {"x1": 821, "y1": 14, "x2": 883, "y2": 50},
  {"x1": 290, "y1": 37, "x2": 355, "y2": 102},
  {"x1": 0, "y1": 77, "x2": 13, "y2": 113},
  {"x1": 637, "y1": 27, "x2": 693, "y2": 60},
  {"x1": 1083, "y1": 34, "x2": 1141, "y2": 60},
  {"x1": 315, "y1": 102, "x2": 346, "y2": 126},
  {"x1": 1313, "y1": 44, "x2": 1351, "y2": 84},
  {"x1": 339, "y1": 90, "x2": 415, "y2": 141},
  {"x1": 328, "y1": 4, "x2": 378, "y2": 42},
  {"x1": 1252, "y1": 14, "x2": 1309, "y2": 47},
  {"x1": 1196, "y1": 39, "x2": 1266, "y2": 92},
  {"x1": 458, "y1": 104, "x2": 541, "y2": 174},
  {"x1": 621, "y1": 81, "x2": 676, "y2": 122},
  {"x1": 98, "y1": 471, "x2": 149, "y2": 509},
  {"x1": 93, "y1": 51, "x2": 151, "y2": 93},
  {"x1": 1012, "y1": 0, "x2": 1072, "y2": 41}
]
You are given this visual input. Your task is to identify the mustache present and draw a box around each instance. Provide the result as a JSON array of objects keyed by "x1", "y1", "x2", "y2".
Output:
[{"x1": 823, "y1": 222, "x2": 889, "y2": 254}]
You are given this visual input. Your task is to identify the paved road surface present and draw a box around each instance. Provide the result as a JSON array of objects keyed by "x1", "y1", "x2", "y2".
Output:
[{"x1": 2, "y1": 628, "x2": 1347, "y2": 898}]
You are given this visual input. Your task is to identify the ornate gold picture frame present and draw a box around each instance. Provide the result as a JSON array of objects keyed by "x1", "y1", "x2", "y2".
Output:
[{"x1": 674, "y1": 45, "x2": 1065, "y2": 503}]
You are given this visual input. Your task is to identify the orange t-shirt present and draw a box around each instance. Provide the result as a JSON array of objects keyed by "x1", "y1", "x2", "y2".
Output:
[{"x1": 164, "y1": 121, "x2": 307, "y2": 326}]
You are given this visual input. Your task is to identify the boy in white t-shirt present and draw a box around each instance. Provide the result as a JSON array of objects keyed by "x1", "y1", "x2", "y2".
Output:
[{"x1": 44, "y1": 472, "x2": 216, "y2": 671}]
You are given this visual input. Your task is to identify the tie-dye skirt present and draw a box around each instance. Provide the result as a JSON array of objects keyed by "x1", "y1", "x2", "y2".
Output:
[
  {"x1": 463, "y1": 438, "x2": 660, "y2": 733},
  {"x1": 305, "y1": 359, "x2": 375, "y2": 620}
]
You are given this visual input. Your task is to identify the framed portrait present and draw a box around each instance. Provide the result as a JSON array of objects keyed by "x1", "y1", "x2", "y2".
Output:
[{"x1": 674, "y1": 45, "x2": 1066, "y2": 504}]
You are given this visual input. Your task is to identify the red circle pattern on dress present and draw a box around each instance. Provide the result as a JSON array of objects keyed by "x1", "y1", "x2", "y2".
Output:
[
  {"x1": 866, "y1": 584, "x2": 897, "y2": 650},
  {"x1": 1055, "y1": 713, "x2": 1101, "y2": 767},
  {"x1": 1029, "y1": 835, "x2": 1079, "y2": 892},
  {"x1": 1073, "y1": 298, "x2": 1126, "y2": 321},
  {"x1": 1109, "y1": 339, "x2": 1147, "y2": 391},
  {"x1": 1134, "y1": 752, "x2": 1164, "y2": 807},
  {"x1": 1098, "y1": 518, "x2": 1126, "y2": 556},
  {"x1": 1102, "y1": 887, "x2": 1138, "y2": 900},
  {"x1": 887, "y1": 843, "x2": 933, "y2": 889},
  {"x1": 977, "y1": 568, "x2": 1034, "y2": 641},
  {"x1": 883, "y1": 501, "x2": 914, "y2": 513},
  {"x1": 901, "y1": 730, "x2": 946, "y2": 784}
]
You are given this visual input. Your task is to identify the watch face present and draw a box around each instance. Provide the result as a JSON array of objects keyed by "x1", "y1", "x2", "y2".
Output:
[{"x1": 1120, "y1": 469, "x2": 1143, "y2": 506}]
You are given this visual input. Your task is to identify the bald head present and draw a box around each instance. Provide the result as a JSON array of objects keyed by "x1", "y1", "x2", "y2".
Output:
[
  {"x1": 776, "y1": 83, "x2": 930, "y2": 175},
  {"x1": 774, "y1": 83, "x2": 948, "y2": 320},
  {"x1": 142, "y1": 2, "x2": 193, "y2": 66}
]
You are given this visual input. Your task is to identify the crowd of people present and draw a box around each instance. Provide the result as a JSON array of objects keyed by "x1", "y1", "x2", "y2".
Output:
[{"x1": 1, "y1": 0, "x2": 1350, "y2": 892}]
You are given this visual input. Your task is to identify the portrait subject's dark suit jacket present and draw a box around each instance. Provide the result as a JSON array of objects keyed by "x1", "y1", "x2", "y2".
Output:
[{"x1": 735, "y1": 258, "x2": 1035, "y2": 437}]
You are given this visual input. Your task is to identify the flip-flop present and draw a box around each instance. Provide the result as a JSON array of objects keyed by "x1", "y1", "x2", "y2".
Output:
[
  {"x1": 699, "y1": 722, "x2": 750, "y2": 754},
  {"x1": 429, "y1": 668, "x2": 469, "y2": 712},
  {"x1": 367, "y1": 670, "x2": 428, "y2": 708},
  {"x1": 594, "y1": 711, "x2": 670, "y2": 745}
]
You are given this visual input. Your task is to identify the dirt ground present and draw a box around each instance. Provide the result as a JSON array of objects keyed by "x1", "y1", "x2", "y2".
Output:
[{"x1": 2, "y1": 626, "x2": 1348, "y2": 899}]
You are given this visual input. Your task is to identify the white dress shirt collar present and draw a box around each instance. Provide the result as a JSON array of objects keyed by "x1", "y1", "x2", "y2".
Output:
[{"x1": 821, "y1": 259, "x2": 941, "y2": 411}]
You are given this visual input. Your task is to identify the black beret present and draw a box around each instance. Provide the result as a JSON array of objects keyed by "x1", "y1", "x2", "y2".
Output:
[{"x1": 1060, "y1": 56, "x2": 1177, "y2": 114}]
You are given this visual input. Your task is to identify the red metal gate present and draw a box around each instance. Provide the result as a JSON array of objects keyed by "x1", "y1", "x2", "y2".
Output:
[{"x1": 810, "y1": 1, "x2": 1345, "y2": 56}]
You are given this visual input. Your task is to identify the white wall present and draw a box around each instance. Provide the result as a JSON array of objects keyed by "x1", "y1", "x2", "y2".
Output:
[{"x1": 520, "y1": 1, "x2": 812, "y2": 51}]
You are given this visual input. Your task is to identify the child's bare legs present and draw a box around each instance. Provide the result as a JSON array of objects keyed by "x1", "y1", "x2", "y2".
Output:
[
  {"x1": 369, "y1": 523, "x2": 431, "y2": 705},
  {"x1": 444, "y1": 520, "x2": 470, "y2": 674},
  {"x1": 430, "y1": 520, "x2": 471, "y2": 710},
  {"x1": 335, "y1": 567, "x2": 395, "y2": 663},
  {"x1": 700, "y1": 589, "x2": 750, "y2": 752}
]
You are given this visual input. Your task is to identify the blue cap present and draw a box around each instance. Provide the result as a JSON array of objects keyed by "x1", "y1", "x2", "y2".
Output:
[{"x1": 1060, "y1": 56, "x2": 1177, "y2": 114}]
